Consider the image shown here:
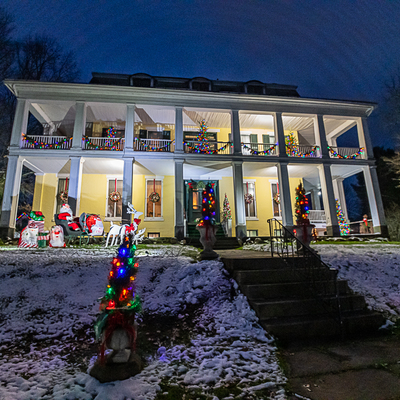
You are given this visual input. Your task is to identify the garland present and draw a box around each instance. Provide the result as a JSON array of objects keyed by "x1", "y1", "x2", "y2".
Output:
[
  {"x1": 84, "y1": 136, "x2": 122, "y2": 151},
  {"x1": 135, "y1": 138, "x2": 174, "y2": 151},
  {"x1": 328, "y1": 146, "x2": 364, "y2": 159},
  {"x1": 185, "y1": 142, "x2": 231, "y2": 154},
  {"x1": 242, "y1": 143, "x2": 276, "y2": 155},
  {"x1": 22, "y1": 134, "x2": 71, "y2": 149}
]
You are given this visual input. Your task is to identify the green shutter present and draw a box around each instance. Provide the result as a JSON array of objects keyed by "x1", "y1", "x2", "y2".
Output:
[{"x1": 250, "y1": 134, "x2": 257, "y2": 151}]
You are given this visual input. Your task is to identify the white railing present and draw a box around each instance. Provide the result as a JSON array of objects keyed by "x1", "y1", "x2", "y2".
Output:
[
  {"x1": 286, "y1": 145, "x2": 320, "y2": 157},
  {"x1": 328, "y1": 146, "x2": 365, "y2": 159},
  {"x1": 20, "y1": 135, "x2": 72, "y2": 150},
  {"x1": 308, "y1": 210, "x2": 326, "y2": 223},
  {"x1": 184, "y1": 141, "x2": 232, "y2": 155},
  {"x1": 83, "y1": 137, "x2": 125, "y2": 151},
  {"x1": 134, "y1": 138, "x2": 174, "y2": 152},
  {"x1": 241, "y1": 143, "x2": 277, "y2": 156}
]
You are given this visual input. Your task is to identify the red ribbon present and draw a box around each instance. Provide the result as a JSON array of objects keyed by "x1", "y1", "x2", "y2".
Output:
[
  {"x1": 115, "y1": 178, "x2": 117, "y2": 192},
  {"x1": 65, "y1": 177, "x2": 68, "y2": 192}
]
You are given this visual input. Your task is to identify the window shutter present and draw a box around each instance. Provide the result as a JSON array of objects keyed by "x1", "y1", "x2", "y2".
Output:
[{"x1": 262, "y1": 135, "x2": 271, "y2": 145}]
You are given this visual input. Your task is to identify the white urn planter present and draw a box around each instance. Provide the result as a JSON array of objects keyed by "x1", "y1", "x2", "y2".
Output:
[{"x1": 196, "y1": 224, "x2": 218, "y2": 260}]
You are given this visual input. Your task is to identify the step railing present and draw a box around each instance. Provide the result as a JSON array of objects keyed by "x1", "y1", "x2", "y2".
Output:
[{"x1": 267, "y1": 218, "x2": 343, "y2": 333}]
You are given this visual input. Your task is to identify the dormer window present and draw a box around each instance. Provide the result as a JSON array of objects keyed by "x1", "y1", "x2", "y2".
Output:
[{"x1": 190, "y1": 77, "x2": 211, "y2": 91}]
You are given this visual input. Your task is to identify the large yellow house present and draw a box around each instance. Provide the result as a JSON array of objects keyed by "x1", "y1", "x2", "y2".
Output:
[{"x1": 0, "y1": 73, "x2": 386, "y2": 239}]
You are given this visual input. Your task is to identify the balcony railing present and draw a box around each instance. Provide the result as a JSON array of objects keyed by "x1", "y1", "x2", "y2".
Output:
[
  {"x1": 241, "y1": 143, "x2": 277, "y2": 156},
  {"x1": 21, "y1": 135, "x2": 72, "y2": 150},
  {"x1": 286, "y1": 145, "x2": 320, "y2": 157},
  {"x1": 328, "y1": 146, "x2": 365, "y2": 159},
  {"x1": 308, "y1": 210, "x2": 326, "y2": 224},
  {"x1": 184, "y1": 141, "x2": 232, "y2": 154},
  {"x1": 83, "y1": 137, "x2": 125, "y2": 151},
  {"x1": 134, "y1": 138, "x2": 174, "y2": 152}
]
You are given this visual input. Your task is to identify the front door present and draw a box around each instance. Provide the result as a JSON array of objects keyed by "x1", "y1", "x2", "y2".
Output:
[{"x1": 185, "y1": 180, "x2": 219, "y2": 224}]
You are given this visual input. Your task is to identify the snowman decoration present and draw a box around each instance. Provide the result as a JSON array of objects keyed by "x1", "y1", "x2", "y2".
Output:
[
  {"x1": 49, "y1": 225, "x2": 66, "y2": 248},
  {"x1": 18, "y1": 220, "x2": 39, "y2": 248}
]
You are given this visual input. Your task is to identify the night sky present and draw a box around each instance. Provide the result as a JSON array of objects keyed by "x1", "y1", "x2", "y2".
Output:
[{"x1": 3, "y1": 0, "x2": 400, "y2": 147}]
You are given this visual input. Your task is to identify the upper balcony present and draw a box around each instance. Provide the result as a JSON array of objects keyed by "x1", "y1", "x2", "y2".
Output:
[{"x1": 17, "y1": 101, "x2": 368, "y2": 161}]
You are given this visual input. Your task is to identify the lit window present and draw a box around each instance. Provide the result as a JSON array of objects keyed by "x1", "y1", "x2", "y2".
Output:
[
  {"x1": 148, "y1": 232, "x2": 160, "y2": 238},
  {"x1": 271, "y1": 182, "x2": 281, "y2": 217},
  {"x1": 243, "y1": 181, "x2": 257, "y2": 218},
  {"x1": 107, "y1": 178, "x2": 123, "y2": 219},
  {"x1": 247, "y1": 230, "x2": 258, "y2": 237},
  {"x1": 146, "y1": 178, "x2": 163, "y2": 219}
]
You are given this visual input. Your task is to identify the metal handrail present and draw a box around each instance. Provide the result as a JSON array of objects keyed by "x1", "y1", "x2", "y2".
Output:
[{"x1": 267, "y1": 218, "x2": 343, "y2": 333}]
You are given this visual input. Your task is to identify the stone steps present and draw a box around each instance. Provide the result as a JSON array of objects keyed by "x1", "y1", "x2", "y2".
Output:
[{"x1": 220, "y1": 254, "x2": 385, "y2": 341}]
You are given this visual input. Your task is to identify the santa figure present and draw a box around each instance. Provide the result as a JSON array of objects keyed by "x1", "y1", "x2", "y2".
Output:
[
  {"x1": 86, "y1": 214, "x2": 104, "y2": 236},
  {"x1": 18, "y1": 220, "x2": 39, "y2": 248},
  {"x1": 58, "y1": 204, "x2": 80, "y2": 231},
  {"x1": 49, "y1": 225, "x2": 66, "y2": 247}
]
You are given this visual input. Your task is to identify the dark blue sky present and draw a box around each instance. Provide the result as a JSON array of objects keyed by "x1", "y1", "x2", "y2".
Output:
[{"x1": 3, "y1": 0, "x2": 400, "y2": 147}]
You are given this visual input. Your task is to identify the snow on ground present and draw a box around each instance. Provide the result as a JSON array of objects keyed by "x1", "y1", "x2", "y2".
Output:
[
  {"x1": 315, "y1": 244, "x2": 400, "y2": 318},
  {"x1": 0, "y1": 246, "x2": 286, "y2": 400}
]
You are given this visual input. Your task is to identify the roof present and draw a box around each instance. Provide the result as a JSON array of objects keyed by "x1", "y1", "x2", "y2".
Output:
[{"x1": 90, "y1": 72, "x2": 301, "y2": 98}]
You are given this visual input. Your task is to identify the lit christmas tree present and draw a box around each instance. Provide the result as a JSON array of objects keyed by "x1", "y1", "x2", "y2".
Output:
[
  {"x1": 193, "y1": 120, "x2": 211, "y2": 153},
  {"x1": 222, "y1": 193, "x2": 232, "y2": 221},
  {"x1": 94, "y1": 233, "x2": 141, "y2": 362},
  {"x1": 336, "y1": 199, "x2": 350, "y2": 235},
  {"x1": 197, "y1": 183, "x2": 216, "y2": 226},
  {"x1": 294, "y1": 182, "x2": 310, "y2": 224},
  {"x1": 285, "y1": 132, "x2": 299, "y2": 156}
]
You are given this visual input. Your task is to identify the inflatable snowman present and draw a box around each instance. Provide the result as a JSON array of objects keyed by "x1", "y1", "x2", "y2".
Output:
[
  {"x1": 18, "y1": 220, "x2": 39, "y2": 248},
  {"x1": 49, "y1": 225, "x2": 66, "y2": 248}
]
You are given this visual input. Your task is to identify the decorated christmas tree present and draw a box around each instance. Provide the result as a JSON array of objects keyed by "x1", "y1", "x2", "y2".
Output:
[
  {"x1": 285, "y1": 132, "x2": 299, "y2": 157},
  {"x1": 197, "y1": 183, "x2": 216, "y2": 226},
  {"x1": 193, "y1": 120, "x2": 211, "y2": 153},
  {"x1": 336, "y1": 199, "x2": 350, "y2": 235},
  {"x1": 222, "y1": 193, "x2": 232, "y2": 221},
  {"x1": 294, "y1": 182, "x2": 310, "y2": 224},
  {"x1": 94, "y1": 233, "x2": 141, "y2": 362}
]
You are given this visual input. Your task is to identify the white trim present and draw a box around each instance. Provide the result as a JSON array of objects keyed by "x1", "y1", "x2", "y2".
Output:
[
  {"x1": 270, "y1": 181, "x2": 282, "y2": 218},
  {"x1": 106, "y1": 177, "x2": 123, "y2": 219},
  {"x1": 144, "y1": 177, "x2": 164, "y2": 220},
  {"x1": 243, "y1": 179, "x2": 257, "y2": 219}
]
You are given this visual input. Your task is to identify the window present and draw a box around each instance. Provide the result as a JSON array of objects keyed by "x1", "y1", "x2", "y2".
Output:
[
  {"x1": 146, "y1": 178, "x2": 163, "y2": 219},
  {"x1": 247, "y1": 230, "x2": 258, "y2": 237},
  {"x1": 243, "y1": 181, "x2": 257, "y2": 218},
  {"x1": 148, "y1": 232, "x2": 160, "y2": 238},
  {"x1": 139, "y1": 130, "x2": 171, "y2": 140},
  {"x1": 271, "y1": 182, "x2": 281, "y2": 218},
  {"x1": 56, "y1": 177, "x2": 69, "y2": 213},
  {"x1": 107, "y1": 178, "x2": 123, "y2": 219}
]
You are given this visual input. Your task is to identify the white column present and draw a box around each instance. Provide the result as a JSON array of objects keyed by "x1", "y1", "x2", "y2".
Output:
[
  {"x1": 125, "y1": 104, "x2": 135, "y2": 152},
  {"x1": 175, "y1": 107, "x2": 184, "y2": 153},
  {"x1": 332, "y1": 178, "x2": 348, "y2": 220},
  {"x1": 315, "y1": 115, "x2": 329, "y2": 158},
  {"x1": 232, "y1": 161, "x2": 247, "y2": 238},
  {"x1": 122, "y1": 157, "x2": 134, "y2": 225},
  {"x1": 174, "y1": 159, "x2": 185, "y2": 239},
  {"x1": 362, "y1": 166, "x2": 387, "y2": 234},
  {"x1": 68, "y1": 157, "x2": 84, "y2": 215},
  {"x1": 231, "y1": 110, "x2": 242, "y2": 155},
  {"x1": 10, "y1": 99, "x2": 30, "y2": 148},
  {"x1": 318, "y1": 164, "x2": 340, "y2": 236},
  {"x1": 357, "y1": 117, "x2": 373, "y2": 160},
  {"x1": 71, "y1": 101, "x2": 86, "y2": 150},
  {"x1": 0, "y1": 156, "x2": 23, "y2": 237},
  {"x1": 274, "y1": 112, "x2": 287, "y2": 157},
  {"x1": 276, "y1": 162, "x2": 293, "y2": 226}
]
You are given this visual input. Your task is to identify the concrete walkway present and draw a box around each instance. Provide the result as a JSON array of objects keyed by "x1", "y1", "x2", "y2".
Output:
[{"x1": 282, "y1": 334, "x2": 400, "y2": 400}]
